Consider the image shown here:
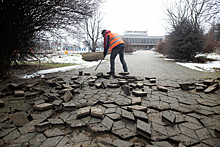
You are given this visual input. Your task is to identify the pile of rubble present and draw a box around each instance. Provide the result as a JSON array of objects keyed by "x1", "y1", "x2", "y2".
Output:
[{"x1": 0, "y1": 71, "x2": 219, "y2": 147}]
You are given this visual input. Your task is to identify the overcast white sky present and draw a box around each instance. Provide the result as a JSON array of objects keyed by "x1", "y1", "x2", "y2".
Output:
[{"x1": 100, "y1": 0, "x2": 170, "y2": 36}]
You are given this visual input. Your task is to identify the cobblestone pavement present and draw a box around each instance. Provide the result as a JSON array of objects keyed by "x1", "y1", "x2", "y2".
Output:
[{"x1": 0, "y1": 51, "x2": 220, "y2": 147}]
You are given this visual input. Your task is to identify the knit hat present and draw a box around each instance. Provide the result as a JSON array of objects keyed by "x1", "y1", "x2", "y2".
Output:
[{"x1": 101, "y1": 30, "x2": 107, "y2": 35}]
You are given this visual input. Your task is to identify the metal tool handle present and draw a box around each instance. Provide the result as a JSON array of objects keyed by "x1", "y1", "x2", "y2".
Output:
[{"x1": 95, "y1": 56, "x2": 105, "y2": 71}]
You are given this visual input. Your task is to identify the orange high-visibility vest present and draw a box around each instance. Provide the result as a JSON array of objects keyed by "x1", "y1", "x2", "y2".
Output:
[{"x1": 107, "y1": 33, "x2": 125, "y2": 53}]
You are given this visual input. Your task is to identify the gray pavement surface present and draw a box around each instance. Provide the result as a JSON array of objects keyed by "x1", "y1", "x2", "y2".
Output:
[{"x1": 0, "y1": 50, "x2": 220, "y2": 147}]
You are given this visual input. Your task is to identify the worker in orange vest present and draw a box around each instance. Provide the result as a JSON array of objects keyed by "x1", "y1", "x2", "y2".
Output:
[{"x1": 102, "y1": 30, "x2": 128, "y2": 75}]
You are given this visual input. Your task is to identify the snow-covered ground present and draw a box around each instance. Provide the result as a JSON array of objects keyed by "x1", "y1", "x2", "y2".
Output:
[
  {"x1": 18, "y1": 54, "x2": 104, "y2": 79},
  {"x1": 163, "y1": 53, "x2": 220, "y2": 72}
]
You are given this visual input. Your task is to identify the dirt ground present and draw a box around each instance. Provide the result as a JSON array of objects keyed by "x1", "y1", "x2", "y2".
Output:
[{"x1": 0, "y1": 65, "x2": 54, "y2": 91}]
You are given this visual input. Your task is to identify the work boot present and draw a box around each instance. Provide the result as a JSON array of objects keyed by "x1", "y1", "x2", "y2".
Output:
[{"x1": 107, "y1": 71, "x2": 115, "y2": 75}]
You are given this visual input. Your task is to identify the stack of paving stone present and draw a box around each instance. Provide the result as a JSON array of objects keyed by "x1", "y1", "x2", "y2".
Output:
[{"x1": 0, "y1": 71, "x2": 219, "y2": 147}]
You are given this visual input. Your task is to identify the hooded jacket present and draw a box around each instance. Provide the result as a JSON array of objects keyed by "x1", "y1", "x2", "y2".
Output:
[{"x1": 103, "y1": 30, "x2": 125, "y2": 56}]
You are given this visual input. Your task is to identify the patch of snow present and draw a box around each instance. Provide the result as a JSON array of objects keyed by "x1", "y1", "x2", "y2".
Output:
[{"x1": 18, "y1": 54, "x2": 105, "y2": 79}]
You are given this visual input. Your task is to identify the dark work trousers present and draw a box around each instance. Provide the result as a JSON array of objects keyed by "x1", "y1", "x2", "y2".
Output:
[{"x1": 110, "y1": 47, "x2": 128, "y2": 73}]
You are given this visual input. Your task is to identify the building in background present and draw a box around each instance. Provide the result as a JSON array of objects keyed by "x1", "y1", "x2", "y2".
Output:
[{"x1": 120, "y1": 30, "x2": 164, "y2": 50}]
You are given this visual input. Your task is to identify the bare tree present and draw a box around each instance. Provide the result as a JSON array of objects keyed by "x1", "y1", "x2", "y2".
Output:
[
  {"x1": 0, "y1": 0, "x2": 102, "y2": 78},
  {"x1": 201, "y1": 0, "x2": 220, "y2": 22},
  {"x1": 84, "y1": 10, "x2": 104, "y2": 52}
]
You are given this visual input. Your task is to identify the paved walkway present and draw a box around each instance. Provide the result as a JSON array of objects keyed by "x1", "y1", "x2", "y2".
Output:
[{"x1": 0, "y1": 51, "x2": 219, "y2": 147}]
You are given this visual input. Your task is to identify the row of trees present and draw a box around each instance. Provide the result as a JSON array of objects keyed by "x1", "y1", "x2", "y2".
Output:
[
  {"x1": 156, "y1": 0, "x2": 220, "y2": 61},
  {"x1": 0, "y1": 0, "x2": 103, "y2": 78}
]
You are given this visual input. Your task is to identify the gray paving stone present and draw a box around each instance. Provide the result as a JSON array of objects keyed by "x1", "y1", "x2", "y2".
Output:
[
  {"x1": 77, "y1": 106, "x2": 91, "y2": 118},
  {"x1": 59, "y1": 111, "x2": 71, "y2": 121},
  {"x1": 133, "y1": 110, "x2": 148, "y2": 122},
  {"x1": 88, "y1": 123, "x2": 109, "y2": 133},
  {"x1": 127, "y1": 105, "x2": 147, "y2": 112},
  {"x1": 136, "y1": 119, "x2": 151, "y2": 139},
  {"x1": 132, "y1": 97, "x2": 141, "y2": 105},
  {"x1": 200, "y1": 118, "x2": 216, "y2": 127},
  {"x1": 39, "y1": 136, "x2": 63, "y2": 147},
  {"x1": 70, "y1": 132, "x2": 90, "y2": 143},
  {"x1": 121, "y1": 109, "x2": 135, "y2": 121},
  {"x1": 33, "y1": 103, "x2": 53, "y2": 111},
  {"x1": 179, "y1": 122, "x2": 203, "y2": 130},
  {"x1": 195, "y1": 128, "x2": 212, "y2": 141},
  {"x1": 66, "y1": 119, "x2": 86, "y2": 128},
  {"x1": 48, "y1": 118, "x2": 64, "y2": 125},
  {"x1": 202, "y1": 138, "x2": 220, "y2": 147},
  {"x1": 112, "y1": 120, "x2": 126, "y2": 131},
  {"x1": 89, "y1": 117, "x2": 102, "y2": 124},
  {"x1": 162, "y1": 111, "x2": 176, "y2": 126},
  {"x1": 101, "y1": 116, "x2": 114, "y2": 130},
  {"x1": 56, "y1": 136, "x2": 74, "y2": 146},
  {"x1": 63, "y1": 90, "x2": 73, "y2": 102},
  {"x1": 18, "y1": 125, "x2": 35, "y2": 134},
  {"x1": 13, "y1": 132, "x2": 37, "y2": 144},
  {"x1": 14, "y1": 90, "x2": 24, "y2": 97},
  {"x1": 105, "y1": 108, "x2": 117, "y2": 114},
  {"x1": 112, "y1": 128, "x2": 136, "y2": 139},
  {"x1": 112, "y1": 139, "x2": 133, "y2": 147},
  {"x1": 3, "y1": 129, "x2": 20, "y2": 144},
  {"x1": 62, "y1": 102, "x2": 76, "y2": 111},
  {"x1": 35, "y1": 122, "x2": 51, "y2": 132},
  {"x1": 91, "y1": 107, "x2": 102, "y2": 118},
  {"x1": 165, "y1": 125, "x2": 181, "y2": 137},
  {"x1": 29, "y1": 133, "x2": 46, "y2": 147},
  {"x1": 151, "y1": 141, "x2": 174, "y2": 147},
  {"x1": 171, "y1": 134, "x2": 199, "y2": 146},
  {"x1": 179, "y1": 125, "x2": 199, "y2": 140},
  {"x1": 0, "y1": 128, "x2": 16, "y2": 138},
  {"x1": 151, "y1": 122, "x2": 167, "y2": 136},
  {"x1": 132, "y1": 90, "x2": 147, "y2": 97},
  {"x1": 106, "y1": 113, "x2": 121, "y2": 121},
  {"x1": 0, "y1": 100, "x2": 5, "y2": 107}
]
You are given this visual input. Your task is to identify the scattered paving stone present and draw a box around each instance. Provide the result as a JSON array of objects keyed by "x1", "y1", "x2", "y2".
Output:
[
  {"x1": 214, "y1": 126, "x2": 220, "y2": 137},
  {"x1": 112, "y1": 139, "x2": 133, "y2": 147},
  {"x1": 101, "y1": 80, "x2": 108, "y2": 89},
  {"x1": 14, "y1": 90, "x2": 24, "y2": 97},
  {"x1": 165, "y1": 125, "x2": 181, "y2": 137},
  {"x1": 62, "y1": 102, "x2": 76, "y2": 111},
  {"x1": 96, "y1": 72, "x2": 103, "y2": 78},
  {"x1": 112, "y1": 127, "x2": 136, "y2": 139},
  {"x1": 71, "y1": 76, "x2": 79, "y2": 80},
  {"x1": 132, "y1": 90, "x2": 147, "y2": 97},
  {"x1": 127, "y1": 105, "x2": 147, "y2": 112},
  {"x1": 132, "y1": 97, "x2": 141, "y2": 105},
  {"x1": 202, "y1": 138, "x2": 220, "y2": 147},
  {"x1": 101, "y1": 116, "x2": 114, "y2": 130},
  {"x1": 56, "y1": 136, "x2": 74, "y2": 146},
  {"x1": 121, "y1": 110, "x2": 135, "y2": 121},
  {"x1": 105, "y1": 108, "x2": 117, "y2": 114},
  {"x1": 25, "y1": 91, "x2": 39, "y2": 99},
  {"x1": 119, "y1": 72, "x2": 129, "y2": 75},
  {"x1": 59, "y1": 111, "x2": 71, "y2": 121},
  {"x1": 96, "y1": 82, "x2": 102, "y2": 88},
  {"x1": 162, "y1": 111, "x2": 176, "y2": 126},
  {"x1": 179, "y1": 83, "x2": 189, "y2": 90},
  {"x1": 18, "y1": 125, "x2": 35, "y2": 134},
  {"x1": 195, "y1": 128, "x2": 212, "y2": 141},
  {"x1": 107, "y1": 83, "x2": 120, "y2": 88},
  {"x1": 136, "y1": 119, "x2": 151, "y2": 139},
  {"x1": 203, "y1": 79, "x2": 218, "y2": 86},
  {"x1": 171, "y1": 134, "x2": 199, "y2": 146},
  {"x1": 112, "y1": 121, "x2": 126, "y2": 131},
  {"x1": 63, "y1": 90, "x2": 73, "y2": 102},
  {"x1": 196, "y1": 86, "x2": 204, "y2": 92},
  {"x1": 48, "y1": 119, "x2": 64, "y2": 126},
  {"x1": 33, "y1": 103, "x2": 53, "y2": 111},
  {"x1": 150, "y1": 79, "x2": 156, "y2": 83},
  {"x1": 35, "y1": 122, "x2": 51, "y2": 132},
  {"x1": 13, "y1": 132, "x2": 37, "y2": 144},
  {"x1": 9, "y1": 112, "x2": 29, "y2": 127},
  {"x1": 204, "y1": 83, "x2": 219, "y2": 93},
  {"x1": 29, "y1": 133, "x2": 46, "y2": 147},
  {"x1": 44, "y1": 128, "x2": 64, "y2": 137},
  {"x1": 133, "y1": 110, "x2": 148, "y2": 122},
  {"x1": 39, "y1": 136, "x2": 63, "y2": 147},
  {"x1": 91, "y1": 107, "x2": 102, "y2": 118},
  {"x1": 66, "y1": 119, "x2": 86, "y2": 128},
  {"x1": 151, "y1": 141, "x2": 174, "y2": 147},
  {"x1": 179, "y1": 126, "x2": 199, "y2": 140},
  {"x1": 77, "y1": 106, "x2": 91, "y2": 118},
  {"x1": 3, "y1": 129, "x2": 21, "y2": 144},
  {"x1": 106, "y1": 113, "x2": 121, "y2": 121},
  {"x1": 88, "y1": 123, "x2": 109, "y2": 133},
  {"x1": 0, "y1": 100, "x2": 5, "y2": 107},
  {"x1": 0, "y1": 128, "x2": 16, "y2": 138},
  {"x1": 157, "y1": 85, "x2": 168, "y2": 92}
]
